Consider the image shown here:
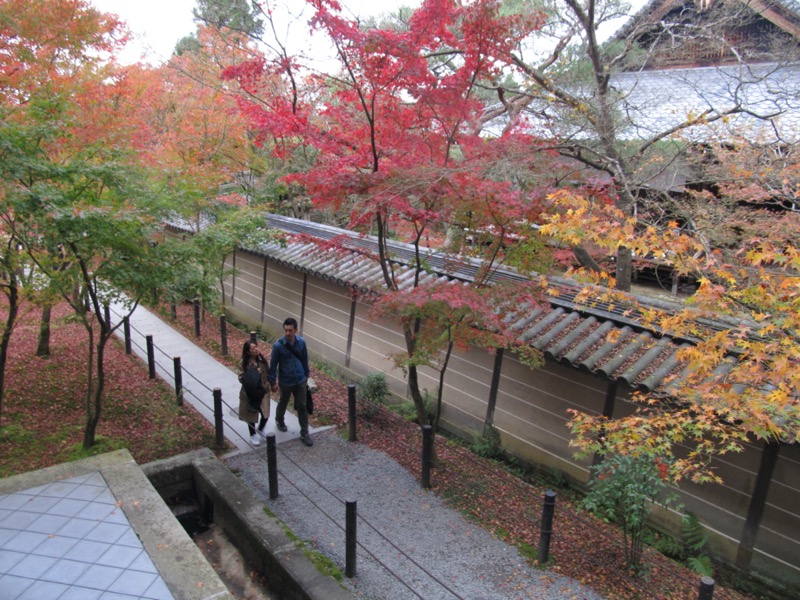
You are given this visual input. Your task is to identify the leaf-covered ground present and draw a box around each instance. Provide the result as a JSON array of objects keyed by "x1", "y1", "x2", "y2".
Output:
[
  {"x1": 0, "y1": 300, "x2": 224, "y2": 478},
  {"x1": 160, "y1": 301, "x2": 762, "y2": 600},
  {"x1": 0, "y1": 298, "x2": 765, "y2": 599}
]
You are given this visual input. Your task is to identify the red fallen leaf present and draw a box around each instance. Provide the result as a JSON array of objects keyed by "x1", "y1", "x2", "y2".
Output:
[{"x1": 6, "y1": 298, "x2": 754, "y2": 600}]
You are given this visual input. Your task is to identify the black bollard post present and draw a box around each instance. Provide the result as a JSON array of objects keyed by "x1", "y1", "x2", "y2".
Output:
[
  {"x1": 103, "y1": 304, "x2": 111, "y2": 327},
  {"x1": 123, "y1": 316, "x2": 131, "y2": 355},
  {"x1": 173, "y1": 356, "x2": 183, "y2": 406},
  {"x1": 170, "y1": 302, "x2": 177, "y2": 321},
  {"x1": 347, "y1": 384, "x2": 357, "y2": 442},
  {"x1": 267, "y1": 433, "x2": 279, "y2": 500},
  {"x1": 146, "y1": 335, "x2": 156, "y2": 379},
  {"x1": 697, "y1": 576, "x2": 715, "y2": 600},
  {"x1": 213, "y1": 388, "x2": 224, "y2": 448},
  {"x1": 220, "y1": 315, "x2": 228, "y2": 356},
  {"x1": 345, "y1": 498, "x2": 357, "y2": 578},
  {"x1": 250, "y1": 330, "x2": 257, "y2": 344},
  {"x1": 537, "y1": 490, "x2": 557, "y2": 564},
  {"x1": 193, "y1": 300, "x2": 201, "y2": 337},
  {"x1": 421, "y1": 424, "x2": 433, "y2": 489}
]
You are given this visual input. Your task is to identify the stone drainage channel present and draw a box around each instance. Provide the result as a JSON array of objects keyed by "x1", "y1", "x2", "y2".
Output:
[
  {"x1": 172, "y1": 496, "x2": 275, "y2": 599},
  {"x1": 142, "y1": 448, "x2": 354, "y2": 600}
]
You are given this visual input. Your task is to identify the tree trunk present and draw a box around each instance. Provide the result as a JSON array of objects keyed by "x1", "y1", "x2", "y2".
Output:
[
  {"x1": 83, "y1": 336, "x2": 108, "y2": 449},
  {"x1": 36, "y1": 303, "x2": 52, "y2": 357},
  {"x1": 571, "y1": 244, "x2": 604, "y2": 274},
  {"x1": 406, "y1": 364, "x2": 429, "y2": 426},
  {"x1": 82, "y1": 325, "x2": 97, "y2": 448},
  {"x1": 431, "y1": 339, "x2": 454, "y2": 435},
  {"x1": 0, "y1": 281, "x2": 20, "y2": 426},
  {"x1": 84, "y1": 322, "x2": 111, "y2": 449}
]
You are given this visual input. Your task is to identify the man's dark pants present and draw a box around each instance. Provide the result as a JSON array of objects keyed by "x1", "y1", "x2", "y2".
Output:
[{"x1": 276, "y1": 382, "x2": 309, "y2": 435}]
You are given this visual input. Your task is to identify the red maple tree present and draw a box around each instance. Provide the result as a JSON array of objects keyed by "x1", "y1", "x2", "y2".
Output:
[{"x1": 224, "y1": 0, "x2": 549, "y2": 426}]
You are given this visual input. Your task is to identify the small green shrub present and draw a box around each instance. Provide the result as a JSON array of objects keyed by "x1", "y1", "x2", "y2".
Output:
[
  {"x1": 357, "y1": 372, "x2": 389, "y2": 417},
  {"x1": 582, "y1": 454, "x2": 679, "y2": 570},
  {"x1": 470, "y1": 423, "x2": 503, "y2": 459}
]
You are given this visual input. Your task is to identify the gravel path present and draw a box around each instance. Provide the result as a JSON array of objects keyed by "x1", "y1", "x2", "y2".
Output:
[{"x1": 225, "y1": 428, "x2": 604, "y2": 600}]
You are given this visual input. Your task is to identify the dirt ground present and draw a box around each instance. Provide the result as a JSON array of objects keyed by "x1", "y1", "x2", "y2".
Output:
[{"x1": 193, "y1": 523, "x2": 277, "y2": 600}]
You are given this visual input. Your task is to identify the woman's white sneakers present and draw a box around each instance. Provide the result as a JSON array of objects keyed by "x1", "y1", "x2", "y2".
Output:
[{"x1": 250, "y1": 433, "x2": 260, "y2": 446}]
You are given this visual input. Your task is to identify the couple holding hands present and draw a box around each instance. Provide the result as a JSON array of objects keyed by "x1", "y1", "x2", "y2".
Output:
[{"x1": 238, "y1": 317, "x2": 315, "y2": 447}]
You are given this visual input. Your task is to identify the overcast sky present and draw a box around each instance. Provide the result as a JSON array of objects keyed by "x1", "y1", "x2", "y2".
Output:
[
  {"x1": 91, "y1": 0, "x2": 422, "y2": 65},
  {"x1": 91, "y1": 0, "x2": 641, "y2": 66}
]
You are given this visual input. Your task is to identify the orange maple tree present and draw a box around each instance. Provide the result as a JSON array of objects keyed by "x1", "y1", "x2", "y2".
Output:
[{"x1": 541, "y1": 184, "x2": 800, "y2": 482}]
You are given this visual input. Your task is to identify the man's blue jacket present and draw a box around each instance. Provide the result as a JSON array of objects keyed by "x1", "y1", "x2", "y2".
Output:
[{"x1": 268, "y1": 335, "x2": 310, "y2": 388}]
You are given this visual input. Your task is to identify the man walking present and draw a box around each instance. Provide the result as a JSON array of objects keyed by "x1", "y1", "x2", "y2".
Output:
[{"x1": 269, "y1": 317, "x2": 313, "y2": 447}]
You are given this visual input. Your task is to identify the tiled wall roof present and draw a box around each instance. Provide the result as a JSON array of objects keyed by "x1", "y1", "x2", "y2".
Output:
[{"x1": 201, "y1": 214, "x2": 737, "y2": 395}]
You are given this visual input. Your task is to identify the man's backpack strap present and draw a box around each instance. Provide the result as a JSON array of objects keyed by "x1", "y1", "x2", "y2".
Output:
[{"x1": 280, "y1": 338, "x2": 304, "y2": 363}]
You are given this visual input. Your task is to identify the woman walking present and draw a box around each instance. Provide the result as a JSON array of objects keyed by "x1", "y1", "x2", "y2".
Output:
[{"x1": 238, "y1": 340, "x2": 270, "y2": 445}]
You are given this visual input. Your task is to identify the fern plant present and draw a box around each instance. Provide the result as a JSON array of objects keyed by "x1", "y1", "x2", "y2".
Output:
[
  {"x1": 470, "y1": 423, "x2": 503, "y2": 459},
  {"x1": 390, "y1": 395, "x2": 434, "y2": 423},
  {"x1": 682, "y1": 512, "x2": 713, "y2": 576}
]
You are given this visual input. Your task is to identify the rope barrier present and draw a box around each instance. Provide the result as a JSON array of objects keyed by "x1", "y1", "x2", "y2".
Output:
[
  {"x1": 110, "y1": 300, "x2": 720, "y2": 600},
  {"x1": 350, "y1": 395, "x2": 715, "y2": 599},
  {"x1": 268, "y1": 440, "x2": 463, "y2": 599},
  {"x1": 179, "y1": 367, "x2": 216, "y2": 394},
  {"x1": 111, "y1": 306, "x2": 459, "y2": 599}
]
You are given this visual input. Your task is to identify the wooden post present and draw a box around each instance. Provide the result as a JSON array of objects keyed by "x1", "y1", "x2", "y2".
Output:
[
  {"x1": 146, "y1": 335, "x2": 155, "y2": 379},
  {"x1": 213, "y1": 388, "x2": 224, "y2": 448},
  {"x1": 259, "y1": 258, "x2": 268, "y2": 323},
  {"x1": 345, "y1": 295, "x2": 356, "y2": 368},
  {"x1": 348, "y1": 384, "x2": 357, "y2": 442},
  {"x1": 736, "y1": 441, "x2": 781, "y2": 569},
  {"x1": 484, "y1": 348, "x2": 504, "y2": 432},
  {"x1": 267, "y1": 433, "x2": 278, "y2": 499},
  {"x1": 697, "y1": 576, "x2": 715, "y2": 600},
  {"x1": 193, "y1": 300, "x2": 201, "y2": 337},
  {"x1": 123, "y1": 316, "x2": 131, "y2": 355},
  {"x1": 173, "y1": 356, "x2": 183, "y2": 406},
  {"x1": 345, "y1": 499, "x2": 357, "y2": 578},
  {"x1": 538, "y1": 490, "x2": 557, "y2": 564},
  {"x1": 592, "y1": 380, "x2": 618, "y2": 467},
  {"x1": 300, "y1": 273, "x2": 308, "y2": 330}
]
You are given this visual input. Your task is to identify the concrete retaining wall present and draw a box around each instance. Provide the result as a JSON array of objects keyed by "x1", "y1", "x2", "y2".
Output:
[{"x1": 143, "y1": 449, "x2": 353, "y2": 600}]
